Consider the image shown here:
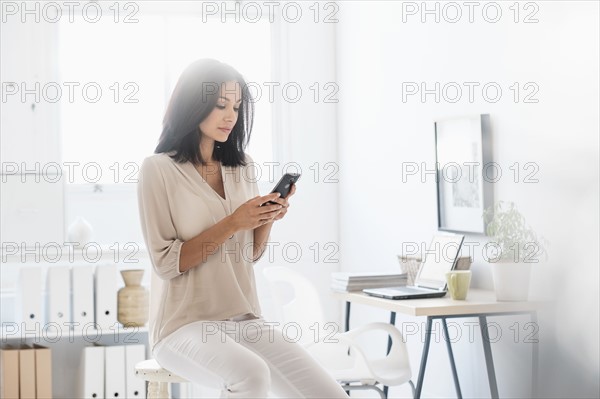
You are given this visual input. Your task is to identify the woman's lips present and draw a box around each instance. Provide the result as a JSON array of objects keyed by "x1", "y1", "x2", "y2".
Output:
[{"x1": 219, "y1": 128, "x2": 231, "y2": 133}]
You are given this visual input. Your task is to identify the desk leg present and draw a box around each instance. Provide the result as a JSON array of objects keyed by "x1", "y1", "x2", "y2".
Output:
[
  {"x1": 383, "y1": 312, "x2": 397, "y2": 398},
  {"x1": 442, "y1": 318, "x2": 462, "y2": 399},
  {"x1": 344, "y1": 301, "x2": 351, "y2": 396},
  {"x1": 387, "y1": 311, "x2": 397, "y2": 353},
  {"x1": 531, "y1": 311, "x2": 539, "y2": 398},
  {"x1": 479, "y1": 316, "x2": 499, "y2": 399},
  {"x1": 414, "y1": 317, "x2": 433, "y2": 399},
  {"x1": 345, "y1": 301, "x2": 351, "y2": 332}
]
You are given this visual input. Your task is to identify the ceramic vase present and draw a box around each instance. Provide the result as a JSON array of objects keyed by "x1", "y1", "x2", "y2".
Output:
[
  {"x1": 117, "y1": 269, "x2": 149, "y2": 327},
  {"x1": 491, "y1": 262, "x2": 532, "y2": 301}
]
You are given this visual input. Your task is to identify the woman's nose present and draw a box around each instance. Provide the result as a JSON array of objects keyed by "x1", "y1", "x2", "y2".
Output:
[{"x1": 225, "y1": 109, "x2": 236, "y2": 122}]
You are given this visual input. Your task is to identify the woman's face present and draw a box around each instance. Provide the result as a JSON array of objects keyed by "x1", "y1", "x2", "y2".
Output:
[{"x1": 199, "y1": 80, "x2": 242, "y2": 143}]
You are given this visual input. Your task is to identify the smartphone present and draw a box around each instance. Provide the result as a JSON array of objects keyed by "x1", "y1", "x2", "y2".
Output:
[{"x1": 264, "y1": 173, "x2": 300, "y2": 205}]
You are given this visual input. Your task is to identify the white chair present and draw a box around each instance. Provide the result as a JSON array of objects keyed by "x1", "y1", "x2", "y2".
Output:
[
  {"x1": 135, "y1": 359, "x2": 187, "y2": 399},
  {"x1": 262, "y1": 267, "x2": 415, "y2": 398}
]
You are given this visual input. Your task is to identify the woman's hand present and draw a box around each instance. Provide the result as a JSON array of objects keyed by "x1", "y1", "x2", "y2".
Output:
[
  {"x1": 270, "y1": 183, "x2": 296, "y2": 221},
  {"x1": 229, "y1": 192, "x2": 283, "y2": 231}
]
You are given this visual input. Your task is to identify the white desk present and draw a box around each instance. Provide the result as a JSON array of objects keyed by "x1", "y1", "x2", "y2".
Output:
[{"x1": 332, "y1": 289, "x2": 542, "y2": 399}]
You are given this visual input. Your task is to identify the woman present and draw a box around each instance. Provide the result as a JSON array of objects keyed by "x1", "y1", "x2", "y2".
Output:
[{"x1": 137, "y1": 59, "x2": 349, "y2": 398}]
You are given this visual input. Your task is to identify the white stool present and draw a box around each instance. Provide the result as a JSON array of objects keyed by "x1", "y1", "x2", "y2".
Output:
[{"x1": 135, "y1": 359, "x2": 187, "y2": 399}]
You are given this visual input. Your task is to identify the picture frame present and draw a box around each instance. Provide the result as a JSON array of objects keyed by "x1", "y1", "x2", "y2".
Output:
[{"x1": 434, "y1": 114, "x2": 493, "y2": 234}]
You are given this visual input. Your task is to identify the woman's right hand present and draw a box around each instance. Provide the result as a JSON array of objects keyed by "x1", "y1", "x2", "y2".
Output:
[{"x1": 229, "y1": 192, "x2": 283, "y2": 231}]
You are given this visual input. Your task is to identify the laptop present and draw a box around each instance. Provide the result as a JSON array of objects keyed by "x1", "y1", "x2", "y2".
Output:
[{"x1": 363, "y1": 234, "x2": 465, "y2": 299}]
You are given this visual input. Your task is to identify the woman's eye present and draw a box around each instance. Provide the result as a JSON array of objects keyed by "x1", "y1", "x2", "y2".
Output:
[{"x1": 215, "y1": 105, "x2": 239, "y2": 112}]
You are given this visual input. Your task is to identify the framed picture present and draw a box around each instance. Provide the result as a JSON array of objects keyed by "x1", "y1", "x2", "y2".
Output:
[{"x1": 434, "y1": 114, "x2": 493, "y2": 234}]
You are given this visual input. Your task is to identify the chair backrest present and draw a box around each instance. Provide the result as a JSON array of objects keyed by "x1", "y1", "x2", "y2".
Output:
[
  {"x1": 264, "y1": 267, "x2": 413, "y2": 386},
  {"x1": 262, "y1": 267, "x2": 327, "y2": 346}
]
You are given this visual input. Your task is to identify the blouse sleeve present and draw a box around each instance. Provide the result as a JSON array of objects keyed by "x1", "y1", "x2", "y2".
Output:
[{"x1": 137, "y1": 156, "x2": 184, "y2": 280}]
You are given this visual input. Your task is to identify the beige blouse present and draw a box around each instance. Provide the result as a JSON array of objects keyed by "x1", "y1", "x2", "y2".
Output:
[{"x1": 137, "y1": 151, "x2": 263, "y2": 351}]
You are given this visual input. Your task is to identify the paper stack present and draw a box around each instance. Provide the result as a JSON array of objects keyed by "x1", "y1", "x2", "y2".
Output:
[{"x1": 331, "y1": 272, "x2": 408, "y2": 292}]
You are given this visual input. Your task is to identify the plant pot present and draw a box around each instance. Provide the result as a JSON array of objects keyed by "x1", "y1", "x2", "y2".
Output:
[
  {"x1": 491, "y1": 262, "x2": 532, "y2": 301},
  {"x1": 117, "y1": 269, "x2": 149, "y2": 327}
]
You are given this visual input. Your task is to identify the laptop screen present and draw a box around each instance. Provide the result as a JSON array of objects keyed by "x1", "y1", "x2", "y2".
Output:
[{"x1": 415, "y1": 234, "x2": 465, "y2": 289}]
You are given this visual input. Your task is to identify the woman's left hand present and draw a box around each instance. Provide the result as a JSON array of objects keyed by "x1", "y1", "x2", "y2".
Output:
[{"x1": 271, "y1": 183, "x2": 296, "y2": 221}]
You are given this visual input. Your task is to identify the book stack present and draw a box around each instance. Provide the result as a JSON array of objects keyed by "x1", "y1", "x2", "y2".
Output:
[{"x1": 330, "y1": 272, "x2": 408, "y2": 292}]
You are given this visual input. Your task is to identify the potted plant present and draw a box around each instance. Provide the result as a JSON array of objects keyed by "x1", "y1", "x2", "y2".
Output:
[{"x1": 482, "y1": 201, "x2": 548, "y2": 301}]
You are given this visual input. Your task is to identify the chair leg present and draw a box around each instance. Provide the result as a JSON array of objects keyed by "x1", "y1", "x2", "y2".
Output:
[
  {"x1": 342, "y1": 384, "x2": 386, "y2": 399},
  {"x1": 408, "y1": 380, "x2": 416, "y2": 398},
  {"x1": 147, "y1": 381, "x2": 170, "y2": 399}
]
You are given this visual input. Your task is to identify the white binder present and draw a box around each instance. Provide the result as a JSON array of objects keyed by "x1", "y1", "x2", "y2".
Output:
[
  {"x1": 17, "y1": 266, "x2": 43, "y2": 333},
  {"x1": 105, "y1": 345, "x2": 126, "y2": 399},
  {"x1": 71, "y1": 265, "x2": 95, "y2": 331},
  {"x1": 46, "y1": 265, "x2": 71, "y2": 329},
  {"x1": 125, "y1": 345, "x2": 147, "y2": 398},
  {"x1": 94, "y1": 264, "x2": 118, "y2": 332},
  {"x1": 78, "y1": 345, "x2": 104, "y2": 399}
]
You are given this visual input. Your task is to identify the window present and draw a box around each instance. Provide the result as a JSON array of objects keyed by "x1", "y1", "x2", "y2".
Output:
[
  {"x1": 59, "y1": 15, "x2": 273, "y2": 185},
  {"x1": 58, "y1": 13, "x2": 274, "y2": 244}
]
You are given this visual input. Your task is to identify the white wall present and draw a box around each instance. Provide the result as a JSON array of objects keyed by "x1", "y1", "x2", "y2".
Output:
[
  {"x1": 253, "y1": 1, "x2": 341, "y2": 327},
  {"x1": 336, "y1": 1, "x2": 599, "y2": 398}
]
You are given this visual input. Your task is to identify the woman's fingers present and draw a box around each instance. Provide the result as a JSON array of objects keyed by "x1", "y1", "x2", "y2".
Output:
[
  {"x1": 257, "y1": 203, "x2": 282, "y2": 215},
  {"x1": 260, "y1": 192, "x2": 281, "y2": 205},
  {"x1": 245, "y1": 187, "x2": 297, "y2": 227},
  {"x1": 260, "y1": 209, "x2": 282, "y2": 221},
  {"x1": 287, "y1": 183, "x2": 296, "y2": 198}
]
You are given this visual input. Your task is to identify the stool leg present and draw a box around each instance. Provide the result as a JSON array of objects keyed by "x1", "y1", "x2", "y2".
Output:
[
  {"x1": 147, "y1": 381, "x2": 170, "y2": 399},
  {"x1": 157, "y1": 382, "x2": 170, "y2": 399}
]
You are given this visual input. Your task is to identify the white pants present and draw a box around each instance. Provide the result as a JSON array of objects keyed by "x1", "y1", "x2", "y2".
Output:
[{"x1": 153, "y1": 318, "x2": 350, "y2": 398}]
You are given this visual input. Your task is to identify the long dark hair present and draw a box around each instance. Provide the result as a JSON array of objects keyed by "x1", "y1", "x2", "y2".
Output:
[{"x1": 155, "y1": 59, "x2": 254, "y2": 166}]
